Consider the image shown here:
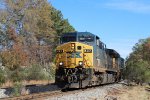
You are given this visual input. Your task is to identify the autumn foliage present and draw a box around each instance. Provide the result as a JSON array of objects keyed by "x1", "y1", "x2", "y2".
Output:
[
  {"x1": 0, "y1": 0, "x2": 75, "y2": 84},
  {"x1": 125, "y1": 38, "x2": 150, "y2": 83}
]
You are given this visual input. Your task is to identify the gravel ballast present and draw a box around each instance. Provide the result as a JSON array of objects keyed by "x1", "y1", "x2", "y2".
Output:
[
  {"x1": 0, "y1": 89, "x2": 9, "y2": 98},
  {"x1": 46, "y1": 84, "x2": 124, "y2": 100}
]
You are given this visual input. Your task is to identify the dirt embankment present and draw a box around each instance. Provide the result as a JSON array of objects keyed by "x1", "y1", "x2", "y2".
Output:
[{"x1": 106, "y1": 85, "x2": 150, "y2": 100}]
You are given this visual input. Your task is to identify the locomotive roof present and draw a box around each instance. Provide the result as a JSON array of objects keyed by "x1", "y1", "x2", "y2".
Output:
[
  {"x1": 61, "y1": 32, "x2": 97, "y2": 37},
  {"x1": 106, "y1": 49, "x2": 120, "y2": 58}
]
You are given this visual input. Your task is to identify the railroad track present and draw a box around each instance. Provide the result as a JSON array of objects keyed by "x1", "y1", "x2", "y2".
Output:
[
  {"x1": 1, "y1": 88, "x2": 89, "y2": 100},
  {"x1": 1, "y1": 83, "x2": 123, "y2": 100},
  {"x1": 1, "y1": 90, "x2": 61, "y2": 100},
  {"x1": 1, "y1": 87, "x2": 94, "y2": 100}
]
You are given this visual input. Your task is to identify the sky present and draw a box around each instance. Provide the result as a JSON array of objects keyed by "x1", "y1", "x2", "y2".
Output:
[{"x1": 49, "y1": 0, "x2": 150, "y2": 58}]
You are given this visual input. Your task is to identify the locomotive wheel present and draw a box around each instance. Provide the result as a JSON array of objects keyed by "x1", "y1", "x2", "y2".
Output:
[{"x1": 98, "y1": 75, "x2": 103, "y2": 85}]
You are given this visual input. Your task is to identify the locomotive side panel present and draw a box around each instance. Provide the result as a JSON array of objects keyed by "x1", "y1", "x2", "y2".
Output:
[{"x1": 92, "y1": 36, "x2": 108, "y2": 74}]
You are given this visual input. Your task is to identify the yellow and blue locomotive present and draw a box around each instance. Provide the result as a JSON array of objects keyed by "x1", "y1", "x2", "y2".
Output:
[{"x1": 55, "y1": 32, "x2": 124, "y2": 88}]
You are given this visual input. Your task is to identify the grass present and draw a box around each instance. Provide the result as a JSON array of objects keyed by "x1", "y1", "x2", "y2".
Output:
[{"x1": 111, "y1": 86, "x2": 150, "y2": 100}]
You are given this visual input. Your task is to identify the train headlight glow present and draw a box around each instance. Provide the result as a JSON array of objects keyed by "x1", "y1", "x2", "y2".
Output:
[
  {"x1": 59, "y1": 62, "x2": 63, "y2": 66},
  {"x1": 71, "y1": 43, "x2": 75, "y2": 50},
  {"x1": 79, "y1": 61, "x2": 83, "y2": 66}
]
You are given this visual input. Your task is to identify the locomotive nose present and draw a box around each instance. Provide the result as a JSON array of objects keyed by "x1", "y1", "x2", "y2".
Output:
[
  {"x1": 56, "y1": 42, "x2": 93, "y2": 68},
  {"x1": 56, "y1": 42, "x2": 83, "y2": 68}
]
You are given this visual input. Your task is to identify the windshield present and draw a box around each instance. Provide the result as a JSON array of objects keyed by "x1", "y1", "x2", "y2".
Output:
[
  {"x1": 61, "y1": 36, "x2": 76, "y2": 43},
  {"x1": 78, "y1": 35, "x2": 94, "y2": 42}
]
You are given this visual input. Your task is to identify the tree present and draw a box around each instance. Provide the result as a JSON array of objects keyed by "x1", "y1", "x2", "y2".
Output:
[
  {"x1": 0, "y1": 0, "x2": 76, "y2": 83},
  {"x1": 0, "y1": 0, "x2": 75, "y2": 83},
  {"x1": 125, "y1": 38, "x2": 150, "y2": 83},
  {"x1": 51, "y1": 7, "x2": 75, "y2": 36}
]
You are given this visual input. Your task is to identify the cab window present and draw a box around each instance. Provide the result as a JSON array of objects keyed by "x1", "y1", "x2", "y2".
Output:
[
  {"x1": 99, "y1": 42, "x2": 106, "y2": 50},
  {"x1": 61, "y1": 36, "x2": 76, "y2": 43},
  {"x1": 99, "y1": 42, "x2": 103, "y2": 49}
]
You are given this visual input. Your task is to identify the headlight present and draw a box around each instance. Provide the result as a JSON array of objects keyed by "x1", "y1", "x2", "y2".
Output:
[
  {"x1": 79, "y1": 61, "x2": 83, "y2": 66},
  {"x1": 71, "y1": 43, "x2": 75, "y2": 50},
  {"x1": 59, "y1": 62, "x2": 63, "y2": 66}
]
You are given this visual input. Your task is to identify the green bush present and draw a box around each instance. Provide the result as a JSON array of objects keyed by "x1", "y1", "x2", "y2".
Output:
[
  {"x1": 43, "y1": 63, "x2": 56, "y2": 80},
  {"x1": 0, "y1": 68, "x2": 6, "y2": 86},
  {"x1": 6, "y1": 68, "x2": 26, "y2": 82},
  {"x1": 49, "y1": 63, "x2": 56, "y2": 80},
  {"x1": 26, "y1": 64, "x2": 49, "y2": 80},
  {"x1": 0, "y1": 63, "x2": 56, "y2": 85},
  {"x1": 12, "y1": 82, "x2": 22, "y2": 96}
]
